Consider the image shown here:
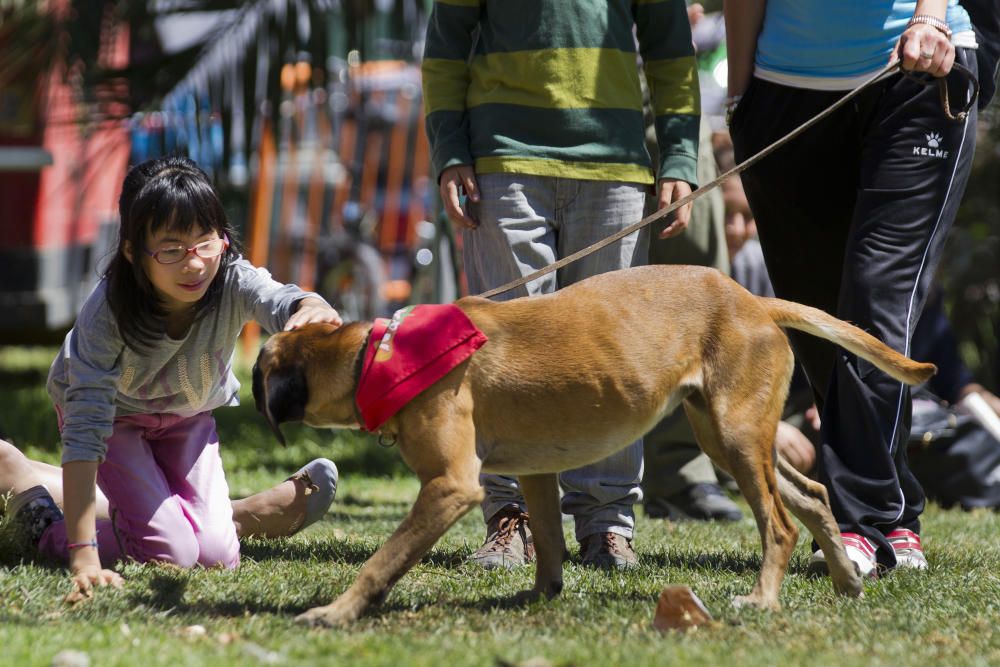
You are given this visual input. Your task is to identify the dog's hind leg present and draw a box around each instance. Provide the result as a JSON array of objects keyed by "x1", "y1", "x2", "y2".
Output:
[
  {"x1": 296, "y1": 411, "x2": 483, "y2": 627},
  {"x1": 684, "y1": 393, "x2": 797, "y2": 611},
  {"x1": 518, "y1": 473, "x2": 566, "y2": 601},
  {"x1": 775, "y1": 457, "x2": 864, "y2": 597}
]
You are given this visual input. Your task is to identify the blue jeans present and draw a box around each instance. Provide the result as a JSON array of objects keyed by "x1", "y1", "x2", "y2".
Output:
[{"x1": 465, "y1": 173, "x2": 648, "y2": 541}]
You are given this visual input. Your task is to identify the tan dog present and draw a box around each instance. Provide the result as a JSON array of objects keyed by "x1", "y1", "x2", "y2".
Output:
[{"x1": 253, "y1": 265, "x2": 934, "y2": 627}]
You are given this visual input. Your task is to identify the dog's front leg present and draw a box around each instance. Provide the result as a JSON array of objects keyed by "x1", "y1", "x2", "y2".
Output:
[
  {"x1": 518, "y1": 473, "x2": 565, "y2": 601},
  {"x1": 296, "y1": 468, "x2": 483, "y2": 627}
]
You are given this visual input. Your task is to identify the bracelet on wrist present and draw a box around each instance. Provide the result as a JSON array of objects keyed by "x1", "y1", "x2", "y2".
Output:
[
  {"x1": 907, "y1": 14, "x2": 952, "y2": 40},
  {"x1": 67, "y1": 532, "x2": 99, "y2": 550}
]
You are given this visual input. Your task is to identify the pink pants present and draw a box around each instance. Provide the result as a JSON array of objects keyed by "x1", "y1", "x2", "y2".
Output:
[{"x1": 39, "y1": 412, "x2": 240, "y2": 569}]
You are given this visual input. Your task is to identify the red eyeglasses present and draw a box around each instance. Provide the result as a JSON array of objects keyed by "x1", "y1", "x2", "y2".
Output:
[{"x1": 144, "y1": 234, "x2": 230, "y2": 265}]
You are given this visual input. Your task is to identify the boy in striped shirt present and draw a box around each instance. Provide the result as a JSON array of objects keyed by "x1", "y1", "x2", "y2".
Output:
[{"x1": 422, "y1": 0, "x2": 700, "y2": 569}]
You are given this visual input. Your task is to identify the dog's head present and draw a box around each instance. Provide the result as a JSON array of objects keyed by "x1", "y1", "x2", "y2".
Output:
[{"x1": 252, "y1": 322, "x2": 366, "y2": 444}]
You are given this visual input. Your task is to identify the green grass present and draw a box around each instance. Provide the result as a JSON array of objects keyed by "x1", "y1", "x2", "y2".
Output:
[{"x1": 3, "y1": 347, "x2": 1000, "y2": 666}]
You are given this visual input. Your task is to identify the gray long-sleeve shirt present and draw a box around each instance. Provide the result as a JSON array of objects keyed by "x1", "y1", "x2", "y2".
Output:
[{"x1": 47, "y1": 258, "x2": 325, "y2": 464}]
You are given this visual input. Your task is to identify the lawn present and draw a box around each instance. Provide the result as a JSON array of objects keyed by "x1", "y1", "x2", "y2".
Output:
[{"x1": 2, "y1": 346, "x2": 1000, "y2": 667}]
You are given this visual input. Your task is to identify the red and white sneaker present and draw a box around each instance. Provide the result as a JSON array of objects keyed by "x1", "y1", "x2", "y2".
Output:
[
  {"x1": 886, "y1": 528, "x2": 928, "y2": 570},
  {"x1": 808, "y1": 531, "x2": 878, "y2": 579}
]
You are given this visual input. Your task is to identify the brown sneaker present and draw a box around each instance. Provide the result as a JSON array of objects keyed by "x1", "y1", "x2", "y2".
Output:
[
  {"x1": 580, "y1": 532, "x2": 637, "y2": 570},
  {"x1": 467, "y1": 505, "x2": 535, "y2": 570}
]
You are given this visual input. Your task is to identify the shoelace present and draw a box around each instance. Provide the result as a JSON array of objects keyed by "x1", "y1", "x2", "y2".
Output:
[
  {"x1": 593, "y1": 532, "x2": 630, "y2": 557},
  {"x1": 486, "y1": 513, "x2": 528, "y2": 552}
]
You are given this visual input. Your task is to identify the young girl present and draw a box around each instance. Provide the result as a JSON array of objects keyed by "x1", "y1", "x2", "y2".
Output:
[{"x1": 2, "y1": 156, "x2": 343, "y2": 600}]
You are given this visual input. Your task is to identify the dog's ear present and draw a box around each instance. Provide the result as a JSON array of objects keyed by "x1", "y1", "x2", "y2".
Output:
[
  {"x1": 252, "y1": 358, "x2": 308, "y2": 446},
  {"x1": 251, "y1": 358, "x2": 267, "y2": 416}
]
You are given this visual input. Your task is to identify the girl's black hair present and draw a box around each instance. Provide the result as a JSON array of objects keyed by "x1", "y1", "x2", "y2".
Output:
[{"x1": 105, "y1": 156, "x2": 243, "y2": 351}]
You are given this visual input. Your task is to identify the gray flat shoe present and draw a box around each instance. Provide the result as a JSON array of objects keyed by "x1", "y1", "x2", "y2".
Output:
[{"x1": 287, "y1": 458, "x2": 338, "y2": 533}]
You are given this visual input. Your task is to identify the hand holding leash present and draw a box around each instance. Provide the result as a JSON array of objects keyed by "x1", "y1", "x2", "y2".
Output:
[{"x1": 893, "y1": 14, "x2": 956, "y2": 78}]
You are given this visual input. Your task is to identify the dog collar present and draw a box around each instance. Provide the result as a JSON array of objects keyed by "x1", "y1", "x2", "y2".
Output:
[{"x1": 351, "y1": 325, "x2": 374, "y2": 430}]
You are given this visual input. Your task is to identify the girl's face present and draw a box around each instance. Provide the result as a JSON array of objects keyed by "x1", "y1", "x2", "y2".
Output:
[{"x1": 136, "y1": 226, "x2": 225, "y2": 313}]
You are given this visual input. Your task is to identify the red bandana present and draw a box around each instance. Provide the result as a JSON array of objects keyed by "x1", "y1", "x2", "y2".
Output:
[{"x1": 355, "y1": 304, "x2": 488, "y2": 432}]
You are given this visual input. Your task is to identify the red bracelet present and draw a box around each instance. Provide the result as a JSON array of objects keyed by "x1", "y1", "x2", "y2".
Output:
[{"x1": 67, "y1": 534, "x2": 99, "y2": 550}]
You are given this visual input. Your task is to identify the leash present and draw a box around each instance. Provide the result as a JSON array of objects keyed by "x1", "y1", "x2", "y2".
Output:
[
  {"x1": 477, "y1": 61, "x2": 978, "y2": 300},
  {"x1": 903, "y1": 60, "x2": 979, "y2": 122}
]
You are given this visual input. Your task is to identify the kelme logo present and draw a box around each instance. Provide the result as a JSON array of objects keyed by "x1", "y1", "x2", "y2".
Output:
[{"x1": 913, "y1": 132, "x2": 948, "y2": 159}]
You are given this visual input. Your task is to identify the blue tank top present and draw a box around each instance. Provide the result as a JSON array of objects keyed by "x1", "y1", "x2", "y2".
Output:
[{"x1": 755, "y1": 1, "x2": 975, "y2": 90}]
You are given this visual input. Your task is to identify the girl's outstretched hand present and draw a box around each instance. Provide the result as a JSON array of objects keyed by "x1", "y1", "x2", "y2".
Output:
[
  {"x1": 285, "y1": 298, "x2": 343, "y2": 331},
  {"x1": 65, "y1": 564, "x2": 123, "y2": 604}
]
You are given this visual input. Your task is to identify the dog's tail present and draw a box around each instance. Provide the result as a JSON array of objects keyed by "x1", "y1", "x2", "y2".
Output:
[{"x1": 761, "y1": 297, "x2": 936, "y2": 385}]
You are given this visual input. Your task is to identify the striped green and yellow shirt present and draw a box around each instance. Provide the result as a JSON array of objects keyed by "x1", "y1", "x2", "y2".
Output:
[{"x1": 422, "y1": 0, "x2": 700, "y2": 186}]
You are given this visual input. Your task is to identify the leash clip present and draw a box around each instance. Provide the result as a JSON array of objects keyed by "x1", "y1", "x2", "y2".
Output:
[{"x1": 377, "y1": 431, "x2": 398, "y2": 448}]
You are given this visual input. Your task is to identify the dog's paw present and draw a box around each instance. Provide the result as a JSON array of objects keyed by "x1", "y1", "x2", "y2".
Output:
[
  {"x1": 295, "y1": 600, "x2": 361, "y2": 628},
  {"x1": 831, "y1": 576, "x2": 865, "y2": 598},
  {"x1": 510, "y1": 588, "x2": 551, "y2": 607},
  {"x1": 510, "y1": 580, "x2": 563, "y2": 606},
  {"x1": 731, "y1": 593, "x2": 781, "y2": 612}
]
